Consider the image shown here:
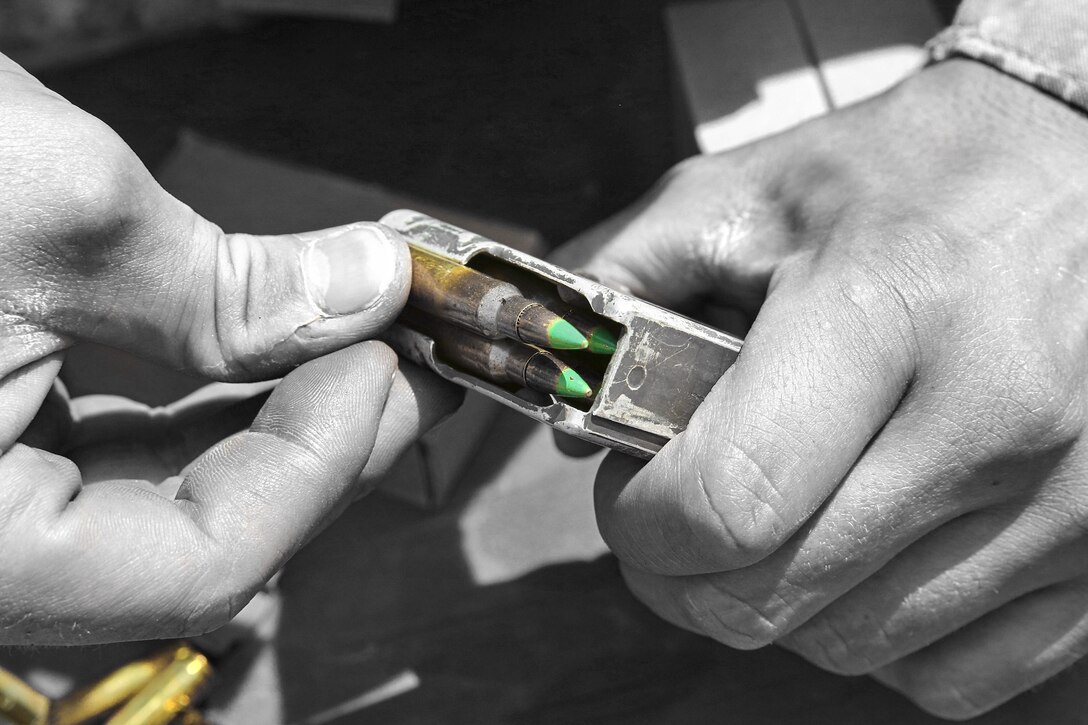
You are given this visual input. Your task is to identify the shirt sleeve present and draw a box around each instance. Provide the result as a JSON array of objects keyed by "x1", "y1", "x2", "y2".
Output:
[{"x1": 928, "y1": 0, "x2": 1088, "y2": 111}]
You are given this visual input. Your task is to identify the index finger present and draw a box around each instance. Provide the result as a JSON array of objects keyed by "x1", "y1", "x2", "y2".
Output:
[
  {"x1": 594, "y1": 260, "x2": 917, "y2": 575},
  {"x1": 0, "y1": 341, "x2": 398, "y2": 644},
  {"x1": 552, "y1": 152, "x2": 797, "y2": 315}
]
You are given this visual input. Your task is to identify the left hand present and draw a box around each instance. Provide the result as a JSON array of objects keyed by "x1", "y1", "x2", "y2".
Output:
[
  {"x1": 0, "y1": 52, "x2": 460, "y2": 644},
  {"x1": 556, "y1": 59, "x2": 1088, "y2": 719}
]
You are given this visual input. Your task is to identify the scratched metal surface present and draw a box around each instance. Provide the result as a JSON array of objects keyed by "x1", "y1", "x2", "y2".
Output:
[{"x1": 384, "y1": 211, "x2": 742, "y2": 457}]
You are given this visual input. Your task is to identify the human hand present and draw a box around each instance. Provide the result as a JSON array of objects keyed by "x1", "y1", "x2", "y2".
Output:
[
  {"x1": 0, "y1": 54, "x2": 459, "y2": 644},
  {"x1": 557, "y1": 59, "x2": 1088, "y2": 719}
]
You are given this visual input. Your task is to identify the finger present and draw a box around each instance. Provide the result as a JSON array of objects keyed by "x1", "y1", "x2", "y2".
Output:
[
  {"x1": 355, "y1": 361, "x2": 464, "y2": 491},
  {"x1": 552, "y1": 150, "x2": 800, "y2": 314},
  {"x1": 176, "y1": 340, "x2": 398, "y2": 549},
  {"x1": 552, "y1": 430, "x2": 603, "y2": 458},
  {"x1": 619, "y1": 389, "x2": 1072, "y2": 651},
  {"x1": 65, "y1": 389, "x2": 273, "y2": 485},
  {"x1": 625, "y1": 497, "x2": 1078, "y2": 654},
  {"x1": 780, "y1": 482, "x2": 1088, "y2": 675},
  {"x1": 611, "y1": 286, "x2": 1088, "y2": 650},
  {"x1": 67, "y1": 362, "x2": 460, "y2": 490},
  {"x1": 870, "y1": 580, "x2": 1088, "y2": 720},
  {"x1": 13, "y1": 371, "x2": 70, "y2": 455},
  {"x1": 0, "y1": 354, "x2": 65, "y2": 451},
  {"x1": 0, "y1": 341, "x2": 399, "y2": 644},
  {"x1": 37, "y1": 215, "x2": 411, "y2": 381},
  {"x1": 594, "y1": 261, "x2": 917, "y2": 576},
  {"x1": 0, "y1": 78, "x2": 410, "y2": 380}
]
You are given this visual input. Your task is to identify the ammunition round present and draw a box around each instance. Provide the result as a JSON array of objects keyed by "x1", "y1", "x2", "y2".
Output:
[
  {"x1": 52, "y1": 646, "x2": 179, "y2": 725},
  {"x1": 408, "y1": 248, "x2": 587, "y2": 351},
  {"x1": 105, "y1": 645, "x2": 211, "y2": 725},
  {"x1": 0, "y1": 668, "x2": 49, "y2": 725},
  {"x1": 402, "y1": 310, "x2": 593, "y2": 399}
]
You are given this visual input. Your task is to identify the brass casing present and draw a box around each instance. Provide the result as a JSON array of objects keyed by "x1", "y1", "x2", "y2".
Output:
[
  {"x1": 52, "y1": 645, "x2": 180, "y2": 725},
  {"x1": 105, "y1": 646, "x2": 211, "y2": 725},
  {"x1": 0, "y1": 668, "x2": 49, "y2": 725}
]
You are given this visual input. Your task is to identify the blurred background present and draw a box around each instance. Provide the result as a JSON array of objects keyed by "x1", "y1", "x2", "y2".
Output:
[{"x1": 3, "y1": 0, "x2": 689, "y2": 245}]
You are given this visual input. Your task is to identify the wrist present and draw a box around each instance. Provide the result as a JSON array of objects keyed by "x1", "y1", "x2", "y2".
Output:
[
  {"x1": 903, "y1": 58, "x2": 1088, "y2": 160},
  {"x1": 928, "y1": 0, "x2": 1088, "y2": 115}
]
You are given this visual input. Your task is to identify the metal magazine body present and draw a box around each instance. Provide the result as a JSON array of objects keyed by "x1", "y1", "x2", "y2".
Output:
[{"x1": 381, "y1": 210, "x2": 744, "y2": 459}]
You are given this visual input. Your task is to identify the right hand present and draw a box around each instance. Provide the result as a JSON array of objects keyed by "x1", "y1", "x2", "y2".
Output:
[
  {"x1": 556, "y1": 59, "x2": 1088, "y2": 718},
  {"x1": 0, "y1": 52, "x2": 459, "y2": 644}
]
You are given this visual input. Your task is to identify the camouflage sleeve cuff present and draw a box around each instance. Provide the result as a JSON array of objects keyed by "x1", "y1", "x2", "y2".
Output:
[{"x1": 927, "y1": 0, "x2": 1088, "y2": 111}]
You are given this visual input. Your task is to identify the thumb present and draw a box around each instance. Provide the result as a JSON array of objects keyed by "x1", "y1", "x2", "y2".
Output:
[
  {"x1": 13, "y1": 162, "x2": 410, "y2": 381},
  {"x1": 0, "y1": 59, "x2": 411, "y2": 381},
  {"x1": 170, "y1": 215, "x2": 413, "y2": 380},
  {"x1": 67, "y1": 207, "x2": 410, "y2": 381}
]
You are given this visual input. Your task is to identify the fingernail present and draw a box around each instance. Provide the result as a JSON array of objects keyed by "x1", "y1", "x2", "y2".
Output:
[{"x1": 304, "y1": 226, "x2": 401, "y2": 316}]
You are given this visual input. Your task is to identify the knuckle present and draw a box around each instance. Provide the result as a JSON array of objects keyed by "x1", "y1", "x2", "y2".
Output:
[
  {"x1": 883, "y1": 661, "x2": 995, "y2": 721},
  {"x1": 829, "y1": 241, "x2": 951, "y2": 342},
  {"x1": 174, "y1": 552, "x2": 260, "y2": 638},
  {"x1": 659, "y1": 153, "x2": 745, "y2": 204},
  {"x1": 1006, "y1": 355, "x2": 1086, "y2": 448},
  {"x1": 788, "y1": 616, "x2": 885, "y2": 676},
  {"x1": 679, "y1": 579, "x2": 784, "y2": 649},
  {"x1": 904, "y1": 679, "x2": 992, "y2": 721},
  {"x1": 827, "y1": 226, "x2": 999, "y2": 357},
  {"x1": 965, "y1": 348, "x2": 1088, "y2": 459},
  {"x1": 688, "y1": 434, "x2": 790, "y2": 568},
  {"x1": 8, "y1": 115, "x2": 144, "y2": 274},
  {"x1": 45, "y1": 119, "x2": 136, "y2": 223}
]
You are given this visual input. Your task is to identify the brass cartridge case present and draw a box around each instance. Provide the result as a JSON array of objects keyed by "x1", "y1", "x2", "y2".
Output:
[
  {"x1": 0, "y1": 668, "x2": 48, "y2": 725},
  {"x1": 105, "y1": 646, "x2": 211, "y2": 725}
]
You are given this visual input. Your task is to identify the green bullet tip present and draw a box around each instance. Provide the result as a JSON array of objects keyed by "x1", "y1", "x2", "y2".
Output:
[
  {"x1": 547, "y1": 318, "x2": 589, "y2": 350},
  {"x1": 586, "y1": 327, "x2": 618, "y2": 355},
  {"x1": 555, "y1": 368, "x2": 594, "y2": 399}
]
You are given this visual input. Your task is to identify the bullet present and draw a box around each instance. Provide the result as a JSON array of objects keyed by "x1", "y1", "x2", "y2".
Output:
[
  {"x1": 0, "y1": 668, "x2": 48, "y2": 725},
  {"x1": 550, "y1": 362, "x2": 594, "y2": 399},
  {"x1": 585, "y1": 327, "x2": 617, "y2": 355},
  {"x1": 515, "y1": 303, "x2": 589, "y2": 352},
  {"x1": 408, "y1": 248, "x2": 588, "y2": 351},
  {"x1": 105, "y1": 645, "x2": 211, "y2": 725},
  {"x1": 403, "y1": 310, "x2": 593, "y2": 399},
  {"x1": 560, "y1": 308, "x2": 618, "y2": 355},
  {"x1": 498, "y1": 267, "x2": 619, "y2": 356},
  {"x1": 52, "y1": 646, "x2": 179, "y2": 725}
]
